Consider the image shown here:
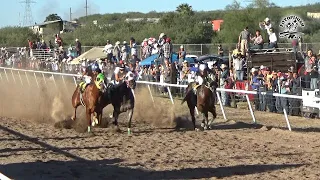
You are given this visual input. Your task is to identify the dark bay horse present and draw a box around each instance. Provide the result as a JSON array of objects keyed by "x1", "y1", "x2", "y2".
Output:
[
  {"x1": 71, "y1": 73, "x2": 106, "y2": 133},
  {"x1": 182, "y1": 82, "x2": 217, "y2": 130},
  {"x1": 97, "y1": 71, "x2": 136, "y2": 135}
]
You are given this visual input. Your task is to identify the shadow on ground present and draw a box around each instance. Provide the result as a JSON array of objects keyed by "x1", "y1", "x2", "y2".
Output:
[{"x1": 0, "y1": 160, "x2": 304, "y2": 180}]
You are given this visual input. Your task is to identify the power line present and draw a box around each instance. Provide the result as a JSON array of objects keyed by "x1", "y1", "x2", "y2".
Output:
[{"x1": 20, "y1": 0, "x2": 36, "y2": 26}]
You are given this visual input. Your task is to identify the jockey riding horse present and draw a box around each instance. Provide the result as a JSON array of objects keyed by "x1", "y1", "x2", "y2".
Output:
[
  {"x1": 182, "y1": 63, "x2": 218, "y2": 130},
  {"x1": 195, "y1": 63, "x2": 218, "y2": 93}
]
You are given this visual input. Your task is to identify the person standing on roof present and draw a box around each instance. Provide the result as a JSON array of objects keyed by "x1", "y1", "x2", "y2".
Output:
[
  {"x1": 75, "y1": 38, "x2": 82, "y2": 56},
  {"x1": 238, "y1": 27, "x2": 251, "y2": 56},
  {"x1": 259, "y1": 17, "x2": 272, "y2": 35}
]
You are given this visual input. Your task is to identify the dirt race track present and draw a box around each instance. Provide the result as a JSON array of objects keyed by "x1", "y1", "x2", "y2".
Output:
[{"x1": 1, "y1": 72, "x2": 320, "y2": 180}]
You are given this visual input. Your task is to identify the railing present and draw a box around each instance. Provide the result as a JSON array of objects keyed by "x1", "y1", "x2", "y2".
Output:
[
  {"x1": 1, "y1": 67, "x2": 319, "y2": 131},
  {"x1": 2, "y1": 42, "x2": 320, "y2": 59}
]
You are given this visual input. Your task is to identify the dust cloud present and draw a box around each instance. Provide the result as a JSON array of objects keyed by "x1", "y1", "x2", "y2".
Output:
[{"x1": 0, "y1": 72, "x2": 191, "y2": 131}]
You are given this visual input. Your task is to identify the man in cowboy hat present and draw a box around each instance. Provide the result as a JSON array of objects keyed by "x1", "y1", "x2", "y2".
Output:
[{"x1": 259, "y1": 17, "x2": 272, "y2": 35}]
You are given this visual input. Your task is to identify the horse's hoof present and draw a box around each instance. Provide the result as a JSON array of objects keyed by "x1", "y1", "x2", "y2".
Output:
[
  {"x1": 195, "y1": 128, "x2": 200, "y2": 132},
  {"x1": 201, "y1": 123, "x2": 205, "y2": 128}
]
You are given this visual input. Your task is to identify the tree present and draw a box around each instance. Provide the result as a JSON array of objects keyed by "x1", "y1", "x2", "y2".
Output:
[
  {"x1": 176, "y1": 3, "x2": 194, "y2": 16},
  {"x1": 225, "y1": 0, "x2": 242, "y2": 10},
  {"x1": 44, "y1": 14, "x2": 62, "y2": 22},
  {"x1": 247, "y1": 0, "x2": 275, "y2": 8}
]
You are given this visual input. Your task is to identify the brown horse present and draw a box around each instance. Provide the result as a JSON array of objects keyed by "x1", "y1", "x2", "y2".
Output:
[
  {"x1": 71, "y1": 73, "x2": 106, "y2": 133},
  {"x1": 181, "y1": 82, "x2": 217, "y2": 130}
]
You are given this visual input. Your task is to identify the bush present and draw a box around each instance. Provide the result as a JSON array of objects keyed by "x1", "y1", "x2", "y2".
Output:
[{"x1": 0, "y1": 27, "x2": 38, "y2": 47}]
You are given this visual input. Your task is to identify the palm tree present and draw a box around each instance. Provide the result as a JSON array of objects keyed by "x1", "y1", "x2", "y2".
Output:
[{"x1": 176, "y1": 3, "x2": 194, "y2": 16}]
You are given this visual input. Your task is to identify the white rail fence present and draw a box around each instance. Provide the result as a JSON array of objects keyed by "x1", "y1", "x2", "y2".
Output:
[{"x1": 1, "y1": 67, "x2": 319, "y2": 131}]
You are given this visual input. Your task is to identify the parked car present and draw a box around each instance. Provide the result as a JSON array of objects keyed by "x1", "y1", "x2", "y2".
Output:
[{"x1": 196, "y1": 55, "x2": 229, "y2": 67}]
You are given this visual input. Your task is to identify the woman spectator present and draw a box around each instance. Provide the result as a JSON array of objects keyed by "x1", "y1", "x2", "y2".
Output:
[{"x1": 251, "y1": 30, "x2": 264, "y2": 49}]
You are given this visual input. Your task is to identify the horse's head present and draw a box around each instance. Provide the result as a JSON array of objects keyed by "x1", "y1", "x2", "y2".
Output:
[{"x1": 125, "y1": 71, "x2": 136, "y2": 89}]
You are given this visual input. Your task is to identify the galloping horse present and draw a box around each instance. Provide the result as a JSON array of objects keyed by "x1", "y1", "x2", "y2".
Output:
[
  {"x1": 71, "y1": 73, "x2": 106, "y2": 133},
  {"x1": 182, "y1": 82, "x2": 217, "y2": 130},
  {"x1": 98, "y1": 71, "x2": 136, "y2": 135}
]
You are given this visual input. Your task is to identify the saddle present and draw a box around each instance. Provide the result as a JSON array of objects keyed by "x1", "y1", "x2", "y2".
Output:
[
  {"x1": 191, "y1": 83, "x2": 214, "y2": 95},
  {"x1": 79, "y1": 82, "x2": 89, "y2": 93}
]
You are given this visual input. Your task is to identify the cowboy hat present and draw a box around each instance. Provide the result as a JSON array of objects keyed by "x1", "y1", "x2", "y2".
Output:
[
  {"x1": 123, "y1": 41, "x2": 127, "y2": 44},
  {"x1": 265, "y1": 17, "x2": 270, "y2": 22},
  {"x1": 75, "y1": 38, "x2": 79, "y2": 41},
  {"x1": 115, "y1": 41, "x2": 120, "y2": 45},
  {"x1": 183, "y1": 60, "x2": 188, "y2": 63}
]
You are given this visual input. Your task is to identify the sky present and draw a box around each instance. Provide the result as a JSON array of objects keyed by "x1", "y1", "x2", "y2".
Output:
[{"x1": 0, "y1": 0, "x2": 318, "y2": 27}]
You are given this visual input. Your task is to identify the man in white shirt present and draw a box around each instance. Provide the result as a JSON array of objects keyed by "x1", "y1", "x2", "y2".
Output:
[
  {"x1": 268, "y1": 28, "x2": 278, "y2": 48},
  {"x1": 233, "y1": 54, "x2": 244, "y2": 80},
  {"x1": 259, "y1": 17, "x2": 272, "y2": 35},
  {"x1": 103, "y1": 40, "x2": 113, "y2": 61}
]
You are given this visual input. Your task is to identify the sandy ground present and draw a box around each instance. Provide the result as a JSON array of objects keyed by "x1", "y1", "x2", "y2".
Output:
[{"x1": 1, "y1": 72, "x2": 320, "y2": 180}]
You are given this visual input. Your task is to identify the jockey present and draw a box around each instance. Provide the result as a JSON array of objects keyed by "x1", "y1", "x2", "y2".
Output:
[
  {"x1": 196, "y1": 63, "x2": 216, "y2": 91},
  {"x1": 113, "y1": 61, "x2": 130, "y2": 85},
  {"x1": 80, "y1": 61, "x2": 104, "y2": 90},
  {"x1": 91, "y1": 61, "x2": 106, "y2": 88}
]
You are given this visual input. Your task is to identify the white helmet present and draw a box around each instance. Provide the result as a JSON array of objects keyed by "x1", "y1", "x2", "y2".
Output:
[{"x1": 199, "y1": 64, "x2": 207, "y2": 71}]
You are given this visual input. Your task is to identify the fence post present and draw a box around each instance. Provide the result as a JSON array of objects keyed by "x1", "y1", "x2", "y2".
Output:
[
  {"x1": 147, "y1": 85, "x2": 155, "y2": 105},
  {"x1": 61, "y1": 75, "x2": 68, "y2": 89},
  {"x1": 51, "y1": 75, "x2": 57, "y2": 88},
  {"x1": 167, "y1": 86, "x2": 174, "y2": 104},
  {"x1": 34, "y1": 72, "x2": 39, "y2": 88},
  {"x1": 73, "y1": 76, "x2": 77, "y2": 86},
  {"x1": 216, "y1": 91, "x2": 227, "y2": 120},
  {"x1": 0, "y1": 70, "x2": 3, "y2": 81},
  {"x1": 4, "y1": 69, "x2": 9, "y2": 82},
  {"x1": 201, "y1": 44, "x2": 203, "y2": 55},
  {"x1": 10, "y1": 70, "x2": 16, "y2": 84},
  {"x1": 283, "y1": 108, "x2": 292, "y2": 131},
  {"x1": 245, "y1": 94, "x2": 256, "y2": 124},
  {"x1": 42, "y1": 73, "x2": 47, "y2": 84},
  {"x1": 25, "y1": 72, "x2": 31, "y2": 86},
  {"x1": 18, "y1": 71, "x2": 23, "y2": 86}
]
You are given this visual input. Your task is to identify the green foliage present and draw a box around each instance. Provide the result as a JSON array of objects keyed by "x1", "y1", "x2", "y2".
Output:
[
  {"x1": 44, "y1": 14, "x2": 62, "y2": 22},
  {"x1": 0, "y1": 27, "x2": 37, "y2": 47},
  {"x1": 0, "y1": 2, "x2": 320, "y2": 47}
]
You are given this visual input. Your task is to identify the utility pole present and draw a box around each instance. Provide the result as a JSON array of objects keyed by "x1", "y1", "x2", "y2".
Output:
[
  {"x1": 85, "y1": 0, "x2": 89, "y2": 18},
  {"x1": 69, "y1": 7, "x2": 72, "y2": 21},
  {"x1": 20, "y1": 0, "x2": 36, "y2": 26}
]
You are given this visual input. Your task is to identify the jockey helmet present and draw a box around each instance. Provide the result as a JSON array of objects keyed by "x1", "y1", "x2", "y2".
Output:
[
  {"x1": 199, "y1": 64, "x2": 207, "y2": 71},
  {"x1": 91, "y1": 62, "x2": 99, "y2": 71},
  {"x1": 97, "y1": 73, "x2": 105, "y2": 81}
]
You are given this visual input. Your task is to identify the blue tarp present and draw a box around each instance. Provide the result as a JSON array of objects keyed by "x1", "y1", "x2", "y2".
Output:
[{"x1": 139, "y1": 53, "x2": 195, "y2": 66}]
